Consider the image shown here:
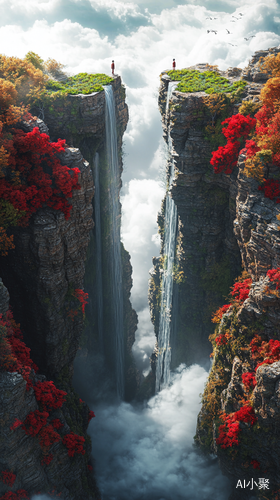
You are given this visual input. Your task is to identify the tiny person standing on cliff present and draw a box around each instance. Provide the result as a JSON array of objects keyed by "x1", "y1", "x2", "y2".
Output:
[
  {"x1": 173, "y1": 58, "x2": 176, "y2": 70},
  {"x1": 111, "y1": 60, "x2": 115, "y2": 75}
]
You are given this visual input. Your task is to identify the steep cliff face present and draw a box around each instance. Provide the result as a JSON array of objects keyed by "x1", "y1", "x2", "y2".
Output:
[
  {"x1": 0, "y1": 127, "x2": 99, "y2": 499},
  {"x1": 193, "y1": 47, "x2": 280, "y2": 499},
  {"x1": 149, "y1": 46, "x2": 280, "y2": 380},
  {"x1": 196, "y1": 155, "x2": 280, "y2": 499},
  {"x1": 149, "y1": 74, "x2": 242, "y2": 374},
  {"x1": 29, "y1": 76, "x2": 140, "y2": 400},
  {"x1": 0, "y1": 76, "x2": 137, "y2": 498}
]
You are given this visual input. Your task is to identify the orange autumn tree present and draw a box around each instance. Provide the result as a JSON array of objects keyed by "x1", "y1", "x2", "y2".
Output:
[
  {"x1": 0, "y1": 53, "x2": 78, "y2": 257},
  {"x1": 242, "y1": 53, "x2": 280, "y2": 182}
]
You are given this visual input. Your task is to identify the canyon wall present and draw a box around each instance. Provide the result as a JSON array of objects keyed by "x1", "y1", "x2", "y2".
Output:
[
  {"x1": 0, "y1": 76, "x2": 138, "y2": 498},
  {"x1": 149, "y1": 46, "x2": 280, "y2": 497}
]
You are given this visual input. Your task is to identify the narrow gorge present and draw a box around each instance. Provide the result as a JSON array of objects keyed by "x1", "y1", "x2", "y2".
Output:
[{"x1": 1, "y1": 45, "x2": 280, "y2": 500}]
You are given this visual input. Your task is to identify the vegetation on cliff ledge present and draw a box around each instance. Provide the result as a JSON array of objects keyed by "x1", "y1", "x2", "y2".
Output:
[{"x1": 167, "y1": 68, "x2": 247, "y2": 98}]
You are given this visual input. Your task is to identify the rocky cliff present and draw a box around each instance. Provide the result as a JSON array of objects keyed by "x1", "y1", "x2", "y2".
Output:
[
  {"x1": 0, "y1": 75, "x2": 138, "y2": 498},
  {"x1": 148, "y1": 46, "x2": 280, "y2": 497},
  {"x1": 148, "y1": 46, "x2": 280, "y2": 378}
]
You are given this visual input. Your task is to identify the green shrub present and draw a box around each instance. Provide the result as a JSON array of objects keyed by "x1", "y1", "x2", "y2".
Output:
[
  {"x1": 167, "y1": 69, "x2": 247, "y2": 98},
  {"x1": 45, "y1": 72, "x2": 114, "y2": 96}
]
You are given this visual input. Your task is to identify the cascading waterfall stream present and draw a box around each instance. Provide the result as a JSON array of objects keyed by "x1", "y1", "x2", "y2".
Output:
[
  {"x1": 104, "y1": 85, "x2": 125, "y2": 400},
  {"x1": 93, "y1": 152, "x2": 104, "y2": 354},
  {"x1": 155, "y1": 81, "x2": 178, "y2": 393}
]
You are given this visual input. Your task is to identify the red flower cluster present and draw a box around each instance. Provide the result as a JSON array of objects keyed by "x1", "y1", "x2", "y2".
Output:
[
  {"x1": 216, "y1": 417, "x2": 240, "y2": 449},
  {"x1": 10, "y1": 419, "x2": 22, "y2": 431},
  {"x1": 51, "y1": 418, "x2": 64, "y2": 430},
  {"x1": 258, "y1": 179, "x2": 280, "y2": 203},
  {"x1": 62, "y1": 432, "x2": 86, "y2": 457},
  {"x1": 22, "y1": 410, "x2": 49, "y2": 436},
  {"x1": 73, "y1": 289, "x2": 89, "y2": 315},
  {"x1": 210, "y1": 114, "x2": 256, "y2": 174},
  {"x1": 0, "y1": 308, "x2": 38, "y2": 389},
  {"x1": 1, "y1": 471, "x2": 16, "y2": 487},
  {"x1": 242, "y1": 372, "x2": 257, "y2": 389},
  {"x1": 38, "y1": 425, "x2": 61, "y2": 448},
  {"x1": 251, "y1": 459, "x2": 261, "y2": 470},
  {"x1": 0, "y1": 127, "x2": 81, "y2": 226},
  {"x1": 250, "y1": 336, "x2": 280, "y2": 370},
  {"x1": 211, "y1": 303, "x2": 231, "y2": 323},
  {"x1": 0, "y1": 491, "x2": 29, "y2": 500},
  {"x1": 267, "y1": 267, "x2": 280, "y2": 289},
  {"x1": 215, "y1": 334, "x2": 227, "y2": 346},
  {"x1": 33, "y1": 380, "x2": 67, "y2": 411},
  {"x1": 244, "y1": 139, "x2": 260, "y2": 158},
  {"x1": 41, "y1": 454, "x2": 53, "y2": 466},
  {"x1": 88, "y1": 410, "x2": 95, "y2": 423},
  {"x1": 216, "y1": 405, "x2": 257, "y2": 449},
  {"x1": 231, "y1": 278, "x2": 252, "y2": 302},
  {"x1": 87, "y1": 465, "x2": 93, "y2": 471}
]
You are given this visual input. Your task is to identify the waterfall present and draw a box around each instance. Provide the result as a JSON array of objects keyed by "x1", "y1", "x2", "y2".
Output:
[
  {"x1": 156, "y1": 81, "x2": 178, "y2": 393},
  {"x1": 93, "y1": 152, "x2": 104, "y2": 354},
  {"x1": 104, "y1": 85, "x2": 125, "y2": 400}
]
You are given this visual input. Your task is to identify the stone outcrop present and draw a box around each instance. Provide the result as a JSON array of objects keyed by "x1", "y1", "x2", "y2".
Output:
[
  {"x1": 0, "y1": 118, "x2": 94, "y2": 380},
  {"x1": 193, "y1": 46, "x2": 280, "y2": 499},
  {"x1": 148, "y1": 46, "x2": 280, "y2": 385},
  {"x1": 0, "y1": 75, "x2": 137, "y2": 498},
  {"x1": 195, "y1": 272, "x2": 280, "y2": 498}
]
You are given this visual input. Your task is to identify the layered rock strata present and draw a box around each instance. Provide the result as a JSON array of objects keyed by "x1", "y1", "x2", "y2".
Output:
[
  {"x1": 29, "y1": 76, "x2": 139, "y2": 400},
  {"x1": 149, "y1": 47, "x2": 280, "y2": 389}
]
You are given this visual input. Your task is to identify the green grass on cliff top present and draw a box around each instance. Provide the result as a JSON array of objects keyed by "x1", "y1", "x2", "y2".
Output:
[
  {"x1": 167, "y1": 69, "x2": 247, "y2": 96},
  {"x1": 45, "y1": 72, "x2": 114, "y2": 95}
]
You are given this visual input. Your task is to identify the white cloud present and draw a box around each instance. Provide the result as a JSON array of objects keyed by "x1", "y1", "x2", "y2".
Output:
[{"x1": 88, "y1": 364, "x2": 230, "y2": 499}]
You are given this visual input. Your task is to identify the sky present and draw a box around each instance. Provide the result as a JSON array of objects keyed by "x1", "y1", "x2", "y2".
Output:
[{"x1": 0, "y1": 1, "x2": 279, "y2": 498}]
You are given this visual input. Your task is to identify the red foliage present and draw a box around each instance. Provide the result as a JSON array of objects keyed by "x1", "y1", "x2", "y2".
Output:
[
  {"x1": 210, "y1": 140, "x2": 240, "y2": 174},
  {"x1": 0, "y1": 491, "x2": 29, "y2": 500},
  {"x1": 211, "y1": 303, "x2": 231, "y2": 323},
  {"x1": 242, "y1": 372, "x2": 257, "y2": 389},
  {"x1": 41, "y1": 454, "x2": 53, "y2": 466},
  {"x1": 10, "y1": 419, "x2": 23, "y2": 431},
  {"x1": 210, "y1": 114, "x2": 256, "y2": 174},
  {"x1": 88, "y1": 410, "x2": 95, "y2": 423},
  {"x1": 38, "y1": 425, "x2": 61, "y2": 448},
  {"x1": 73, "y1": 289, "x2": 89, "y2": 315},
  {"x1": 258, "y1": 178, "x2": 280, "y2": 203},
  {"x1": 33, "y1": 380, "x2": 67, "y2": 411},
  {"x1": 215, "y1": 334, "x2": 227, "y2": 346},
  {"x1": 0, "y1": 126, "x2": 81, "y2": 227},
  {"x1": 0, "y1": 308, "x2": 38, "y2": 389},
  {"x1": 22, "y1": 410, "x2": 49, "y2": 436},
  {"x1": 250, "y1": 335, "x2": 280, "y2": 369},
  {"x1": 230, "y1": 278, "x2": 252, "y2": 302},
  {"x1": 62, "y1": 432, "x2": 86, "y2": 457},
  {"x1": 87, "y1": 465, "x2": 93, "y2": 471},
  {"x1": 51, "y1": 418, "x2": 64, "y2": 430},
  {"x1": 216, "y1": 405, "x2": 257, "y2": 449},
  {"x1": 216, "y1": 419, "x2": 240, "y2": 449},
  {"x1": 251, "y1": 459, "x2": 261, "y2": 470},
  {"x1": 222, "y1": 114, "x2": 257, "y2": 141},
  {"x1": 267, "y1": 267, "x2": 280, "y2": 289},
  {"x1": 233, "y1": 405, "x2": 257, "y2": 426},
  {"x1": 244, "y1": 139, "x2": 260, "y2": 158},
  {"x1": 1, "y1": 471, "x2": 16, "y2": 487}
]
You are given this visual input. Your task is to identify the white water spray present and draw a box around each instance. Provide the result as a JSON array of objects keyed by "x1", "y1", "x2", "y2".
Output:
[
  {"x1": 156, "y1": 81, "x2": 178, "y2": 393},
  {"x1": 93, "y1": 152, "x2": 104, "y2": 354},
  {"x1": 104, "y1": 85, "x2": 125, "y2": 400}
]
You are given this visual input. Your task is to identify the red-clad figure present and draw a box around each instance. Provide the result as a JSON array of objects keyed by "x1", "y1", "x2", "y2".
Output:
[
  {"x1": 111, "y1": 60, "x2": 115, "y2": 75},
  {"x1": 173, "y1": 58, "x2": 176, "y2": 70}
]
